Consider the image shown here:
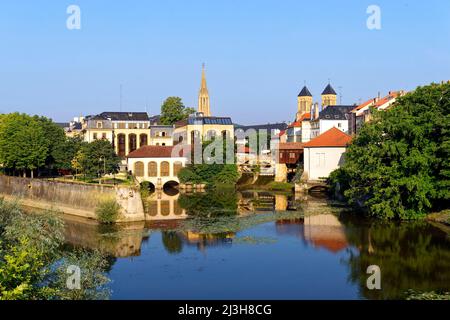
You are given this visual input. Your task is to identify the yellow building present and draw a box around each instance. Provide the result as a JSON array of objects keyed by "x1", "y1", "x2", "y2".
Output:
[
  {"x1": 83, "y1": 112, "x2": 174, "y2": 158},
  {"x1": 321, "y1": 83, "x2": 337, "y2": 107},
  {"x1": 296, "y1": 86, "x2": 313, "y2": 121}
]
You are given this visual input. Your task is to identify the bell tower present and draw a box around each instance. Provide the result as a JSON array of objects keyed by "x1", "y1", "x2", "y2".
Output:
[
  {"x1": 198, "y1": 63, "x2": 211, "y2": 116},
  {"x1": 321, "y1": 83, "x2": 337, "y2": 108},
  {"x1": 296, "y1": 86, "x2": 313, "y2": 121}
]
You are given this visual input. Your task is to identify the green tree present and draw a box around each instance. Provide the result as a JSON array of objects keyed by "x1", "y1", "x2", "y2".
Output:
[
  {"x1": 53, "y1": 136, "x2": 85, "y2": 171},
  {"x1": 0, "y1": 113, "x2": 69, "y2": 177},
  {"x1": 0, "y1": 113, "x2": 49, "y2": 178},
  {"x1": 329, "y1": 82, "x2": 450, "y2": 219},
  {"x1": 35, "y1": 116, "x2": 67, "y2": 171},
  {"x1": 78, "y1": 140, "x2": 120, "y2": 178},
  {"x1": 160, "y1": 97, "x2": 195, "y2": 125}
]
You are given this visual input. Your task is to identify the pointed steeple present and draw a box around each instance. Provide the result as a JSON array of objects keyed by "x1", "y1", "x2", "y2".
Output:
[
  {"x1": 198, "y1": 63, "x2": 211, "y2": 116},
  {"x1": 298, "y1": 86, "x2": 312, "y2": 97},
  {"x1": 322, "y1": 83, "x2": 337, "y2": 95}
]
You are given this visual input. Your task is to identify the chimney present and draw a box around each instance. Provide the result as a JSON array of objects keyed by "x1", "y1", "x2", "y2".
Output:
[{"x1": 314, "y1": 103, "x2": 319, "y2": 120}]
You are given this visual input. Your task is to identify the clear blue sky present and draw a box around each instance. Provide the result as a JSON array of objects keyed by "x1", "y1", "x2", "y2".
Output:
[{"x1": 1, "y1": 0, "x2": 449, "y2": 124}]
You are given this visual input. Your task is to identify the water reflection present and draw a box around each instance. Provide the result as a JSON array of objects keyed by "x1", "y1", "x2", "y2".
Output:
[
  {"x1": 63, "y1": 215, "x2": 145, "y2": 257},
  {"x1": 339, "y1": 216, "x2": 450, "y2": 299},
  {"x1": 60, "y1": 190, "x2": 450, "y2": 300},
  {"x1": 144, "y1": 191, "x2": 187, "y2": 220}
]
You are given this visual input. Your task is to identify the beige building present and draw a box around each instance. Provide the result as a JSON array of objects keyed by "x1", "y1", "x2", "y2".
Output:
[
  {"x1": 303, "y1": 127, "x2": 351, "y2": 181},
  {"x1": 82, "y1": 112, "x2": 174, "y2": 158},
  {"x1": 127, "y1": 145, "x2": 188, "y2": 189}
]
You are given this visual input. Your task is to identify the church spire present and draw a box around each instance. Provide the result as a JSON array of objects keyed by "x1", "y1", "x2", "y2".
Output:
[{"x1": 198, "y1": 63, "x2": 211, "y2": 116}]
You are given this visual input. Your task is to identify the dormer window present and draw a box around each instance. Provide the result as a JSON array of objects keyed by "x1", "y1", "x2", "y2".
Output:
[{"x1": 97, "y1": 122, "x2": 103, "y2": 129}]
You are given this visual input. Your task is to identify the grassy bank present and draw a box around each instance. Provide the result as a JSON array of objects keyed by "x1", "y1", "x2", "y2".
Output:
[{"x1": 427, "y1": 210, "x2": 450, "y2": 226}]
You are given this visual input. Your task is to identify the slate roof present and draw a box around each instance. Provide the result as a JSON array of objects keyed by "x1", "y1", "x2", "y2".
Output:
[
  {"x1": 322, "y1": 84, "x2": 337, "y2": 95},
  {"x1": 303, "y1": 127, "x2": 352, "y2": 148},
  {"x1": 319, "y1": 105, "x2": 354, "y2": 121},
  {"x1": 99, "y1": 112, "x2": 149, "y2": 121},
  {"x1": 235, "y1": 122, "x2": 288, "y2": 132},
  {"x1": 298, "y1": 86, "x2": 312, "y2": 97},
  {"x1": 176, "y1": 116, "x2": 233, "y2": 128}
]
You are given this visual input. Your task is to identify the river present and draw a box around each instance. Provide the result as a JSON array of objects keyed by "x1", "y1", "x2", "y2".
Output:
[{"x1": 62, "y1": 189, "x2": 450, "y2": 300}]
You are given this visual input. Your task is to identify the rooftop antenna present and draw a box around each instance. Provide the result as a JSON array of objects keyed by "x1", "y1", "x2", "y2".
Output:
[{"x1": 338, "y1": 86, "x2": 343, "y2": 104}]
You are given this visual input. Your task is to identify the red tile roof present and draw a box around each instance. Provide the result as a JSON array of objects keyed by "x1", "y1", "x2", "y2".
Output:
[
  {"x1": 278, "y1": 142, "x2": 304, "y2": 150},
  {"x1": 288, "y1": 113, "x2": 311, "y2": 128},
  {"x1": 352, "y1": 98, "x2": 376, "y2": 112},
  {"x1": 303, "y1": 127, "x2": 352, "y2": 148},
  {"x1": 300, "y1": 112, "x2": 311, "y2": 121},
  {"x1": 288, "y1": 121, "x2": 301, "y2": 128},
  {"x1": 127, "y1": 145, "x2": 188, "y2": 158},
  {"x1": 278, "y1": 130, "x2": 286, "y2": 137}
]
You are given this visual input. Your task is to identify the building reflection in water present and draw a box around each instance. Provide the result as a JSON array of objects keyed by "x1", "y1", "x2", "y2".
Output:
[
  {"x1": 302, "y1": 214, "x2": 348, "y2": 253},
  {"x1": 275, "y1": 213, "x2": 349, "y2": 254},
  {"x1": 238, "y1": 191, "x2": 301, "y2": 214},
  {"x1": 63, "y1": 215, "x2": 145, "y2": 258},
  {"x1": 145, "y1": 190, "x2": 187, "y2": 220}
]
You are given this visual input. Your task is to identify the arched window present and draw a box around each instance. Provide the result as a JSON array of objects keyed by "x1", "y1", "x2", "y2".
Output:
[
  {"x1": 118, "y1": 134, "x2": 126, "y2": 157},
  {"x1": 161, "y1": 201, "x2": 170, "y2": 216},
  {"x1": 161, "y1": 161, "x2": 170, "y2": 177},
  {"x1": 173, "y1": 161, "x2": 183, "y2": 176},
  {"x1": 129, "y1": 134, "x2": 137, "y2": 153},
  {"x1": 148, "y1": 162, "x2": 157, "y2": 177},
  {"x1": 140, "y1": 134, "x2": 148, "y2": 147},
  {"x1": 134, "y1": 162, "x2": 144, "y2": 177}
]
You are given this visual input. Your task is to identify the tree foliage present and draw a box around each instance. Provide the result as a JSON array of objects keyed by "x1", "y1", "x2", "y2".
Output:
[
  {"x1": 0, "y1": 113, "x2": 83, "y2": 176},
  {"x1": 76, "y1": 139, "x2": 120, "y2": 177},
  {"x1": 159, "y1": 96, "x2": 195, "y2": 125},
  {"x1": 0, "y1": 199, "x2": 111, "y2": 300},
  {"x1": 329, "y1": 83, "x2": 450, "y2": 219}
]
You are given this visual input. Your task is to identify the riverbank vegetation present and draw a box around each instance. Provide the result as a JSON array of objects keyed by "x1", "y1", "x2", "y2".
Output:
[
  {"x1": 329, "y1": 83, "x2": 450, "y2": 220},
  {"x1": 178, "y1": 164, "x2": 240, "y2": 188},
  {"x1": 95, "y1": 199, "x2": 122, "y2": 224},
  {"x1": 0, "y1": 198, "x2": 111, "y2": 300}
]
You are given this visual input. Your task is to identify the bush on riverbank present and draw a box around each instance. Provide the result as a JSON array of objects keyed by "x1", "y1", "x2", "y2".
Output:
[
  {"x1": 0, "y1": 198, "x2": 111, "y2": 300},
  {"x1": 178, "y1": 164, "x2": 240, "y2": 187},
  {"x1": 95, "y1": 199, "x2": 121, "y2": 224},
  {"x1": 267, "y1": 182, "x2": 294, "y2": 192},
  {"x1": 329, "y1": 82, "x2": 450, "y2": 219}
]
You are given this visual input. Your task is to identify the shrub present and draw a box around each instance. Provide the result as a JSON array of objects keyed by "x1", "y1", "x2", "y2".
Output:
[
  {"x1": 95, "y1": 199, "x2": 121, "y2": 224},
  {"x1": 267, "y1": 182, "x2": 293, "y2": 192}
]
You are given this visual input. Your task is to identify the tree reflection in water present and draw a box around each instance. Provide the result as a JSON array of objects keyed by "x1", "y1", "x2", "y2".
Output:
[{"x1": 339, "y1": 214, "x2": 450, "y2": 299}]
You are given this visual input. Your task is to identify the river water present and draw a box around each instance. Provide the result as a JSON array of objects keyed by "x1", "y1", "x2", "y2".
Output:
[{"x1": 63, "y1": 190, "x2": 450, "y2": 300}]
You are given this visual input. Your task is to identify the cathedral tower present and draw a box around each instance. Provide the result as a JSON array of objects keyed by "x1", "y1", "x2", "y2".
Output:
[
  {"x1": 296, "y1": 86, "x2": 313, "y2": 120},
  {"x1": 198, "y1": 64, "x2": 211, "y2": 116},
  {"x1": 321, "y1": 83, "x2": 337, "y2": 108}
]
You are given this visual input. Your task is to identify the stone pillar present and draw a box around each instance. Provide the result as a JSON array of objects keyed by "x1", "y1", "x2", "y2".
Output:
[
  {"x1": 275, "y1": 163, "x2": 287, "y2": 182},
  {"x1": 125, "y1": 134, "x2": 129, "y2": 156}
]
